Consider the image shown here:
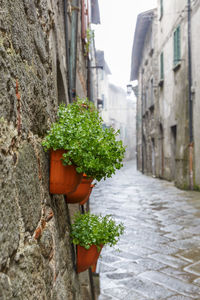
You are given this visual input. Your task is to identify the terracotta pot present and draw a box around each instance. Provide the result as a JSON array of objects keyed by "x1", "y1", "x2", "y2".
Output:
[
  {"x1": 50, "y1": 149, "x2": 83, "y2": 194},
  {"x1": 66, "y1": 174, "x2": 93, "y2": 204},
  {"x1": 79, "y1": 184, "x2": 95, "y2": 205},
  {"x1": 77, "y1": 244, "x2": 103, "y2": 273}
]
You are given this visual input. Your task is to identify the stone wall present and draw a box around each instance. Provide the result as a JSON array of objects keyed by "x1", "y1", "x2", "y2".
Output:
[{"x1": 0, "y1": 0, "x2": 93, "y2": 299}]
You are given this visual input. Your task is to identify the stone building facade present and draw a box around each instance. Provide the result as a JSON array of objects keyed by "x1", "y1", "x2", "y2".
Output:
[
  {"x1": 0, "y1": 0, "x2": 100, "y2": 299},
  {"x1": 131, "y1": 9, "x2": 159, "y2": 175},
  {"x1": 131, "y1": 0, "x2": 200, "y2": 190}
]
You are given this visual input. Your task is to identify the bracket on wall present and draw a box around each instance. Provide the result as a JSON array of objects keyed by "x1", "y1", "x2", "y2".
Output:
[{"x1": 71, "y1": 5, "x2": 80, "y2": 11}]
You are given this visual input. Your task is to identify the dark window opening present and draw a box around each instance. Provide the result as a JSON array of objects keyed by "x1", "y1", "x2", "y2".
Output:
[{"x1": 57, "y1": 60, "x2": 66, "y2": 104}]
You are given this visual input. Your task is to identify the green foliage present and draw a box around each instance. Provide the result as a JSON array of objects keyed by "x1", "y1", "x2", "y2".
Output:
[
  {"x1": 42, "y1": 98, "x2": 125, "y2": 181},
  {"x1": 70, "y1": 212, "x2": 125, "y2": 250},
  {"x1": 84, "y1": 27, "x2": 94, "y2": 56}
]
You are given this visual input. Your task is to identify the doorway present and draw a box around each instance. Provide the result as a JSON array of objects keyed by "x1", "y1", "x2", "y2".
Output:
[
  {"x1": 171, "y1": 125, "x2": 177, "y2": 180},
  {"x1": 159, "y1": 124, "x2": 164, "y2": 178}
]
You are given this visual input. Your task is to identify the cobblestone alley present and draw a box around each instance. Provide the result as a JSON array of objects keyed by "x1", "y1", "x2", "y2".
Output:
[{"x1": 90, "y1": 161, "x2": 200, "y2": 300}]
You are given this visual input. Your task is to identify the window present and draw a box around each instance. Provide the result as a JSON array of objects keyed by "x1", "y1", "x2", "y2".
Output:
[
  {"x1": 160, "y1": 0, "x2": 163, "y2": 19},
  {"x1": 160, "y1": 52, "x2": 164, "y2": 81},
  {"x1": 101, "y1": 94, "x2": 105, "y2": 109},
  {"x1": 174, "y1": 25, "x2": 181, "y2": 67}
]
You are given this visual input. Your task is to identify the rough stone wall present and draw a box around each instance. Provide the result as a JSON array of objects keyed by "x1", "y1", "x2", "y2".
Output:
[
  {"x1": 136, "y1": 71, "x2": 143, "y2": 173},
  {"x1": 136, "y1": 11, "x2": 159, "y2": 176},
  {"x1": 0, "y1": 0, "x2": 89, "y2": 299}
]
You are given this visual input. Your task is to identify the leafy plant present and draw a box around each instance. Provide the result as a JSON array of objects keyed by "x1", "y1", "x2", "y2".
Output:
[
  {"x1": 42, "y1": 98, "x2": 125, "y2": 181},
  {"x1": 84, "y1": 27, "x2": 94, "y2": 56},
  {"x1": 70, "y1": 212, "x2": 125, "y2": 250}
]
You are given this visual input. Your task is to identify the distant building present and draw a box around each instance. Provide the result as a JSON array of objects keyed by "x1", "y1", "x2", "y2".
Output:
[
  {"x1": 96, "y1": 51, "x2": 136, "y2": 160},
  {"x1": 96, "y1": 50, "x2": 111, "y2": 124},
  {"x1": 131, "y1": 1, "x2": 200, "y2": 190},
  {"x1": 108, "y1": 84, "x2": 136, "y2": 160},
  {"x1": 130, "y1": 9, "x2": 158, "y2": 174}
]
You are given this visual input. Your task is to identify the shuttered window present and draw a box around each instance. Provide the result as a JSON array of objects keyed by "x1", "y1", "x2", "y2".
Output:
[
  {"x1": 174, "y1": 25, "x2": 181, "y2": 66},
  {"x1": 160, "y1": 52, "x2": 164, "y2": 80}
]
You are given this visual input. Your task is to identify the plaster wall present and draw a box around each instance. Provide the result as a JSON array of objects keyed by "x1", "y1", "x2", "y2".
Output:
[
  {"x1": 157, "y1": 0, "x2": 189, "y2": 186},
  {"x1": 191, "y1": 2, "x2": 200, "y2": 187}
]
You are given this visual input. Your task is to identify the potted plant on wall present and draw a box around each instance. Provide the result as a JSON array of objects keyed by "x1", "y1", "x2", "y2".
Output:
[
  {"x1": 42, "y1": 98, "x2": 125, "y2": 196},
  {"x1": 70, "y1": 212, "x2": 125, "y2": 273},
  {"x1": 66, "y1": 174, "x2": 95, "y2": 204}
]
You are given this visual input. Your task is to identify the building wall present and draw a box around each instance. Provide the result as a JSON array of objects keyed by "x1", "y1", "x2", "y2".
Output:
[
  {"x1": 133, "y1": 1, "x2": 200, "y2": 189},
  {"x1": 136, "y1": 10, "x2": 159, "y2": 175},
  {"x1": 107, "y1": 84, "x2": 136, "y2": 161},
  {"x1": 97, "y1": 66, "x2": 110, "y2": 124},
  {"x1": 0, "y1": 0, "x2": 96, "y2": 298},
  {"x1": 191, "y1": 1, "x2": 200, "y2": 187},
  {"x1": 136, "y1": 76, "x2": 143, "y2": 171},
  {"x1": 158, "y1": 0, "x2": 188, "y2": 186}
]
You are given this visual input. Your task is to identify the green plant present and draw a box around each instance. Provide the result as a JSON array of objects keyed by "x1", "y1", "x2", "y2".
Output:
[
  {"x1": 84, "y1": 27, "x2": 94, "y2": 56},
  {"x1": 70, "y1": 212, "x2": 125, "y2": 250},
  {"x1": 42, "y1": 98, "x2": 125, "y2": 181}
]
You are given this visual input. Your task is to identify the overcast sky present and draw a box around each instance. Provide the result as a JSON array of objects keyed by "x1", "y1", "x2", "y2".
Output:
[{"x1": 93, "y1": 0, "x2": 157, "y2": 90}]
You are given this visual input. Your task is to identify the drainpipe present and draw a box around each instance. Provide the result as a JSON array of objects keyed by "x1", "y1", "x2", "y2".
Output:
[
  {"x1": 70, "y1": 0, "x2": 79, "y2": 102},
  {"x1": 141, "y1": 69, "x2": 144, "y2": 174},
  {"x1": 135, "y1": 88, "x2": 139, "y2": 170},
  {"x1": 87, "y1": 57, "x2": 91, "y2": 100},
  {"x1": 63, "y1": 0, "x2": 72, "y2": 102},
  {"x1": 187, "y1": 0, "x2": 194, "y2": 190}
]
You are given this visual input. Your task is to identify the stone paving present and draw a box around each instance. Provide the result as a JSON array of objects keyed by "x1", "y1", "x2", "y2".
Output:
[{"x1": 90, "y1": 161, "x2": 200, "y2": 300}]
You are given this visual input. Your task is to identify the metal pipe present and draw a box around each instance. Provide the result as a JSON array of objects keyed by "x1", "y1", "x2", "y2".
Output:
[
  {"x1": 63, "y1": 0, "x2": 72, "y2": 102},
  {"x1": 65, "y1": 196, "x2": 76, "y2": 269},
  {"x1": 187, "y1": 0, "x2": 194, "y2": 190},
  {"x1": 141, "y1": 69, "x2": 144, "y2": 174},
  {"x1": 87, "y1": 57, "x2": 91, "y2": 100},
  {"x1": 88, "y1": 268, "x2": 96, "y2": 300},
  {"x1": 70, "y1": 0, "x2": 79, "y2": 102}
]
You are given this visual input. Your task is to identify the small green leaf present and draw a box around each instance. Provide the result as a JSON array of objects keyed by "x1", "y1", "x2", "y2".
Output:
[{"x1": 70, "y1": 212, "x2": 125, "y2": 250}]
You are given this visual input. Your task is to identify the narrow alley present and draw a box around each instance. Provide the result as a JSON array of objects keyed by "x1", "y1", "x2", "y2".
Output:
[{"x1": 90, "y1": 161, "x2": 200, "y2": 300}]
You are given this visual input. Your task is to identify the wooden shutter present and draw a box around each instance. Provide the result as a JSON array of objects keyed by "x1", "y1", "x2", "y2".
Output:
[
  {"x1": 174, "y1": 25, "x2": 181, "y2": 66},
  {"x1": 160, "y1": 0, "x2": 163, "y2": 19}
]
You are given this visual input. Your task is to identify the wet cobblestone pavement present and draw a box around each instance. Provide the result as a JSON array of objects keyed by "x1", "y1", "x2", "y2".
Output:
[{"x1": 90, "y1": 161, "x2": 200, "y2": 300}]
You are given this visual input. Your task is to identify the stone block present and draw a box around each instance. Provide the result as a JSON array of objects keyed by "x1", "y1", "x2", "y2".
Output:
[
  {"x1": 0, "y1": 273, "x2": 13, "y2": 299},
  {"x1": 15, "y1": 143, "x2": 41, "y2": 233}
]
